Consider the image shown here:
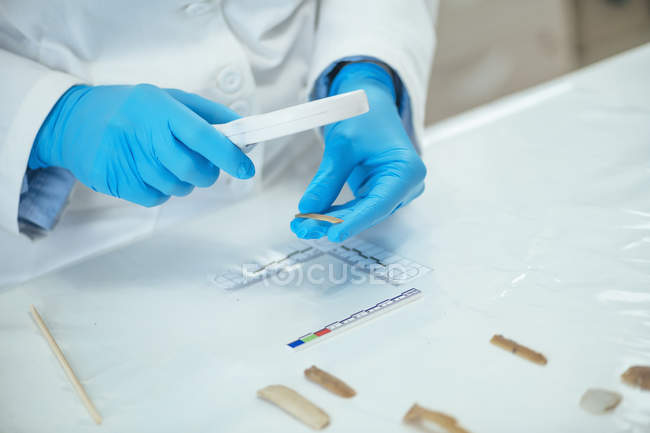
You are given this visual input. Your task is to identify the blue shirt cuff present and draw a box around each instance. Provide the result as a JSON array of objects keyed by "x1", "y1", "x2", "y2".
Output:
[
  {"x1": 311, "y1": 55, "x2": 415, "y2": 145},
  {"x1": 18, "y1": 167, "x2": 76, "y2": 231}
]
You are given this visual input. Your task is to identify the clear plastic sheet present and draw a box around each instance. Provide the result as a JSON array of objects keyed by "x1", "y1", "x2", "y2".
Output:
[{"x1": 1, "y1": 45, "x2": 649, "y2": 432}]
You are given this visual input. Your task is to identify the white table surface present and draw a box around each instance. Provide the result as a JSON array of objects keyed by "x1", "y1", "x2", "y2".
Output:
[{"x1": 1, "y1": 44, "x2": 650, "y2": 433}]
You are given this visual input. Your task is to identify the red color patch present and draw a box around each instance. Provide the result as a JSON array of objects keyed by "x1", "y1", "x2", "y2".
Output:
[{"x1": 314, "y1": 328, "x2": 331, "y2": 336}]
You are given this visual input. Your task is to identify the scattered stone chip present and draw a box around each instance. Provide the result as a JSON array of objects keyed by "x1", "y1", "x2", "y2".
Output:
[
  {"x1": 579, "y1": 388, "x2": 622, "y2": 414},
  {"x1": 257, "y1": 384, "x2": 329, "y2": 430},
  {"x1": 403, "y1": 403, "x2": 472, "y2": 433},
  {"x1": 304, "y1": 365, "x2": 356, "y2": 398},
  {"x1": 490, "y1": 334, "x2": 548, "y2": 365},
  {"x1": 621, "y1": 366, "x2": 650, "y2": 390}
]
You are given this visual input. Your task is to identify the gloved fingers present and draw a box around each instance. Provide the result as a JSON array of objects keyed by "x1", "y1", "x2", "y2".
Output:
[
  {"x1": 290, "y1": 201, "x2": 356, "y2": 239},
  {"x1": 326, "y1": 173, "x2": 418, "y2": 242},
  {"x1": 298, "y1": 143, "x2": 355, "y2": 213},
  {"x1": 290, "y1": 218, "x2": 327, "y2": 239},
  {"x1": 291, "y1": 176, "x2": 422, "y2": 242},
  {"x1": 291, "y1": 181, "x2": 424, "y2": 242},
  {"x1": 138, "y1": 160, "x2": 195, "y2": 197},
  {"x1": 131, "y1": 135, "x2": 195, "y2": 196},
  {"x1": 115, "y1": 177, "x2": 170, "y2": 208},
  {"x1": 165, "y1": 88, "x2": 241, "y2": 124},
  {"x1": 167, "y1": 103, "x2": 255, "y2": 179},
  {"x1": 394, "y1": 181, "x2": 425, "y2": 212},
  {"x1": 155, "y1": 135, "x2": 221, "y2": 187}
]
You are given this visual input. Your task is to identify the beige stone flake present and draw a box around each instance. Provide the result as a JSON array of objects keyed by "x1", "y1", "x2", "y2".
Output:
[
  {"x1": 580, "y1": 388, "x2": 622, "y2": 414},
  {"x1": 257, "y1": 384, "x2": 330, "y2": 430},
  {"x1": 621, "y1": 365, "x2": 650, "y2": 390},
  {"x1": 304, "y1": 365, "x2": 356, "y2": 398}
]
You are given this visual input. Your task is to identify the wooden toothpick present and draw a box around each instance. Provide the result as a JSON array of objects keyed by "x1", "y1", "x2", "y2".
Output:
[{"x1": 30, "y1": 305, "x2": 102, "y2": 425}]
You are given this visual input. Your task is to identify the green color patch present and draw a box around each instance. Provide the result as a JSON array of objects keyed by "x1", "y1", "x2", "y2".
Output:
[{"x1": 301, "y1": 334, "x2": 318, "y2": 343}]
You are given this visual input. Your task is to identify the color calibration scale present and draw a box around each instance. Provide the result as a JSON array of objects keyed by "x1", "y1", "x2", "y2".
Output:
[
  {"x1": 213, "y1": 238, "x2": 431, "y2": 290},
  {"x1": 287, "y1": 288, "x2": 423, "y2": 350}
]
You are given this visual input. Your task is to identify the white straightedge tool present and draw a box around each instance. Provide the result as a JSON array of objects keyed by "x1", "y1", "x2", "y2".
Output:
[{"x1": 213, "y1": 90, "x2": 369, "y2": 153}]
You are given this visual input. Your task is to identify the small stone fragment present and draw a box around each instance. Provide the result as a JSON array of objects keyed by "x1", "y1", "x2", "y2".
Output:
[
  {"x1": 403, "y1": 403, "x2": 472, "y2": 433},
  {"x1": 579, "y1": 389, "x2": 622, "y2": 414},
  {"x1": 294, "y1": 213, "x2": 343, "y2": 224},
  {"x1": 621, "y1": 365, "x2": 650, "y2": 390},
  {"x1": 257, "y1": 384, "x2": 330, "y2": 430},
  {"x1": 490, "y1": 334, "x2": 547, "y2": 365},
  {"x1": 304, "y1": 365, "x2": 356, "y2": 398}
]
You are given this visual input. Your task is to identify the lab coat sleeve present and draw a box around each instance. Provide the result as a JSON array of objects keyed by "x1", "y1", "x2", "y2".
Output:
[
  {"x1": 19, "y1": 167, "x2": 76, "y2": 231},
  {"x1": 308, "y1": 0, "x2": 437, "y2": 149},
  {"x1": 0, "y1": 49, "x2": 82, "y2": 235}
]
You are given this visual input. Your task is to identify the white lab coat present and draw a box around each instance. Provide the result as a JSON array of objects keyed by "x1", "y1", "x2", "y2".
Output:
[{"x1": 0, "y1": 0, "x2": 436, "y2": 286}]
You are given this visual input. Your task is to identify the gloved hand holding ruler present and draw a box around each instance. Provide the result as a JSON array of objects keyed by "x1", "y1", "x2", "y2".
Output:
[{"x1": 214, "y1": 90, "x2": 369, "y2": 153}]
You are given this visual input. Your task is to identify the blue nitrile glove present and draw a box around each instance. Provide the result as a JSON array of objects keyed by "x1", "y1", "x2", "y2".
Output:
[
  {"x1": 291, "y1": 63, "x2": 426, "y2": 242},
  {"x1": 28, "y1": 84, "x2": 255, "y2": 207}
]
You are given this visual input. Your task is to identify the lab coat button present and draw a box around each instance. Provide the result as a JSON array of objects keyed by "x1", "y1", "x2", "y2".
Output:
[
  {"x1": 184, "y1": 2, "x2": 213, "y2": 16},
  {"x1": 229, "y1": 100, "x2": 251, "y2": 116},
  {"x1": 217, "y1": 67, "x2": 243, "y2": 94}
]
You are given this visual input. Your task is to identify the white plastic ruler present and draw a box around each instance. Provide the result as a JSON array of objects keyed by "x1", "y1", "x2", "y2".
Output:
[{"x1": 213, "y1": 90, "x2": 369, "y2": 153}]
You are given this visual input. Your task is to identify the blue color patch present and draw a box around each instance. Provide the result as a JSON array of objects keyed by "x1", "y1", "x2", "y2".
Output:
[{"x1": 288, "y1": 339, "x2": 305, "y2": 348}]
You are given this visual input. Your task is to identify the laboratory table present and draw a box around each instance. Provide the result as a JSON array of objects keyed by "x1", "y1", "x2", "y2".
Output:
[{"x1": 1, "y1": 44, "x2": 650, "y2": 432}]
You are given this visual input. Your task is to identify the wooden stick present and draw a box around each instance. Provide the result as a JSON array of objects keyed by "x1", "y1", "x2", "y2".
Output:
[
  {"x1": 490, "y1": 334, "x2": 547, "y2": 365},
  {"x1": 30, "y1": 305, "x2": 102, "y2": 425},
  {"x1": 294, "y1": 213, "x2": 343, "y2": 224},
  {"x1": 304, "y1": 365, "x2": 356, "y2": 398}
]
